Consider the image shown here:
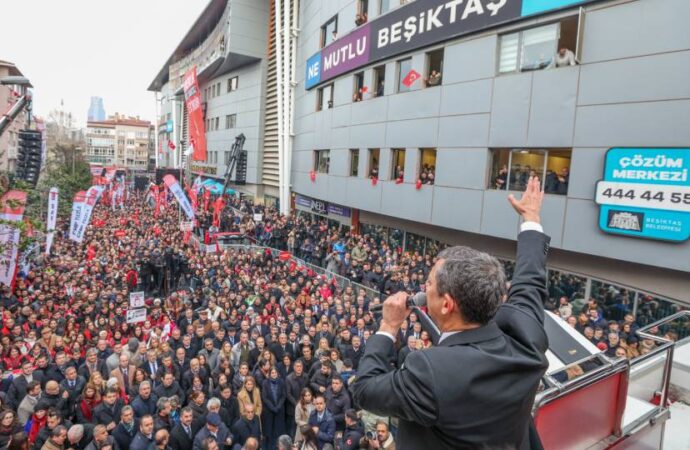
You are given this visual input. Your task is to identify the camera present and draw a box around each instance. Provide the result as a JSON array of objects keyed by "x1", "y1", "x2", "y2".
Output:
[{"x1": 366, "y1": 431, "x2": 376, "y2": 440}]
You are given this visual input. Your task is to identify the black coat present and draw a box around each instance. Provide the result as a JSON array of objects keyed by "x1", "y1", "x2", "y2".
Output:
[
  {"x1": 231, "y1": 417, "x2": 261, "y2": 447},
  {"x1": 261, "y1": 378, "x2": 286, "y2": 414},
  {"x1": 352, "y1": 231, "x2": 551, "y2": 450},
  {"x1": 93, "y1": 399, "x2": 124, "y2": 426},
  {"x1": 112, "y1": 420, "x2": 139, "y2": 450},
  {"x1": 169, "y1": 423, "x2": 193, "y2": 450},
  {"x1": 285, "y1": 372, "x2": 307, "y2": 417}
]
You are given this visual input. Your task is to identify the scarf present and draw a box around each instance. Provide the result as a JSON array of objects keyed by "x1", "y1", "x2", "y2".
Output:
[
  {"x1": 80, "y1": 397, "x2": 101, "y2": 422},
  {"x1": 28, "y1": 414, "x2": 47, "y2": 443}
]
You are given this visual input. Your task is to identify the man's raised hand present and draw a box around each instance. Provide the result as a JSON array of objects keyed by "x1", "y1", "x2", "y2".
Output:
[{"x1": 508, "y1": 176, "x2": 544, "y2": 224}]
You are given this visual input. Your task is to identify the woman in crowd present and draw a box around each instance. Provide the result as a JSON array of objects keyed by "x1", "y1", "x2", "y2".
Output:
[
  {"x1": 238, "y1": 376, "x2": 262, "y2": 418},
  {"x1": 76, "y1": 383, "x2": 102, "y2": 424},
  {"x1": 294, "y1": 388, "x2": 314, "y2": 443}
]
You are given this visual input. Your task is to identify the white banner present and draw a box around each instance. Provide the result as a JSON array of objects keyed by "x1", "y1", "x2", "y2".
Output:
[
  {"x1": 180, "y1": 221, "x2": 194, "y2": 232},
  {"x1": 126, "y1": 308, "x2": 147, "y2": 324},
  {"x1": 129, "y1": 291, "x2": 145, "y2": 308},
  {"x1": 69, "y1": 186, "x2": 104, "y2": 243},
  {"x1": 164, "y1": 174, "x2": 195, "y2": 219},
  {"x1": 0, "y1": 191, "x2": 27, "y2": 287},
  {"x1": 253, "y1": 214, "x2": 263, "y2": 222},
  {"x1": 68, "y1": 191, "x2": 87, "y2": 243},
  {"x1": 45, "y1": 187, "x2": 59, "y2": 255}
]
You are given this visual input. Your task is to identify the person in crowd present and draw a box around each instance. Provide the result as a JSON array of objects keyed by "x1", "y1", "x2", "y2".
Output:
[
  {"x1": 169, "y1": 407, "x2": 194, "y2": 450},
  {"x1": 549, "y1": 47, "x2": 578, "y2": 68},
  {"x1": 192, "y1": 413, "x2": 232, "y2": 450},
  {"x1": 111, "y1": 406, "x2": 138, "y2": 450},
  {"x1": 40, "y1": 425, "x2": 67, "y2": 450},
  {"x1": 230, "y1": 404, "x2": 261, "y2": 449},
  {"x1": 307, "y1": 396, "x2": 334, "y2": 450},
  {"x1": 129, "y1": 415, "x2": 154, "y2": 450}
]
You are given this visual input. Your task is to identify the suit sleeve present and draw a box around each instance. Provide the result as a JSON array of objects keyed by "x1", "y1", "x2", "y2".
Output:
[
  {"x1": 506, "y1": 230, "x2": 550, "y2": 326},
  {"x1": 351, "y1": 335, "x2": 437, "y2": 426}
]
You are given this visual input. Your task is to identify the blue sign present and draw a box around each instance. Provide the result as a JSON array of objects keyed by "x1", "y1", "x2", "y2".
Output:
[
  {"x1": 305, "y1": 52, "x2": 322, "y2": 90},
  {"x1": 166, "y1": 120, "x2": 173, "y2": 133},
  {"x1": 595, "y1": 148, "x2": 690, "y2": 242},
  {"x1": 521, "y1": 0, "x2": 589, "y2": 16}
]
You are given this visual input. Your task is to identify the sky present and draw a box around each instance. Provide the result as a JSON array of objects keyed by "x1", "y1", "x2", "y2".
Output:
[{"x1": 0, "y1": 0, "x2": 209, "y2": 127}]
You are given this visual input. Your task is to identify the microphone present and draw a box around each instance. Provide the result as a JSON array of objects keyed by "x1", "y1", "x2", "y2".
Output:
[{"x1": 369, "y1": 292, "x2": 426, "y2": 313}]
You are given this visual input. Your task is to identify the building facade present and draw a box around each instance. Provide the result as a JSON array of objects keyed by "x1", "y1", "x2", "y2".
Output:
[
  {"x1": 86, "y1": 114, "x2": 151, "y2": 170},
  {"x1": 149, "y1": 0, "x2": 279, "y2": 201},
  {"x1": 290, "y1": 0, "x2": 690, "y2": 304},
  {"x1": 87, "y1": 96, "x2": 106, "y2": 122},
  {"x1": 0, "y1": 60, "x2": 29, "y2": 172}
]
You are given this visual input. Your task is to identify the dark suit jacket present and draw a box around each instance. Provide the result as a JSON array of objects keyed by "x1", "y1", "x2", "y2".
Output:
[
  {"x1": 112, "y1": 419, "x2": 139, "y2": 450},
  {"x1": 352, "y1": 230, "x2": 550, "y2": 450},
  {"x1": 93, "y1": 399, "x2": 124, "y2": 426},
  {"x1": 169, "y1": 423, "x2": 193, "y2": 450}
]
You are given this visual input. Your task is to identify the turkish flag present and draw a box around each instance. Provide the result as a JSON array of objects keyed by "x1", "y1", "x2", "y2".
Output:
[
  {"x1": 168, "y1": 140, "x2": 176, "y2": 150},
  {"x1": 402, "y1": 69, "x2": 421, "y2": 88},
  {"x1": 114, "y1": 230, "x2": 126, "y2": 238}
]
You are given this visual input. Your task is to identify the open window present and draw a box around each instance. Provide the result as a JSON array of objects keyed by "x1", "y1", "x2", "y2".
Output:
[
  {"x1": 373, "y1": 65, "x2": 386, "y2": 98},
  {"x1": 356, "y1": 0, "x2": 369, "y2": 26},
  {"x1": 227, "y1": 76, "x2": 239, "y2": 93},
  {"x1": 321, "y1": 15, "x2": 338, "y2": 48},
  {"x1": 391, "y1": 149, "x2": 405, "y2": 182},
  {"x1": 350, "y1": 149, "x2": 359, "y2": 176},
  {"x1": 488, "y1": 148, "x2": 571, "y2": 194},
  {"x1": 317, "y1": 84, "x2": 334, "y2": 111},
  {"x1": 397, "y1": 58, "x2": 412, "y2": 93},
  {"x1": 314, "y1": 150, "x2": 330, "y2": 174},
  {"x1": 419, "y1": 148, "x2": 436, "y2": 184},
  {"x1": 353, "y1": 72, "x2": 364, "y2": 102},
  {"x1": 368, "y1": 148, "x2": 380, "y2": 179},
  {"x1": 379, "y1": 0, "x2": 391, "y2": 14},
  {"x1": 424, "y1": 49, "x2": 444, "y2": 87},
  {"x1": 498, "y1": 15, "x2": 579, "y2": 74}
]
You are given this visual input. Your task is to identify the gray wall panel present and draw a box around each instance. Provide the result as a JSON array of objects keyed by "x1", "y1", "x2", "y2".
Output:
[
  {"x1": 431, "y1": 187, "x2": 483, "y2": 233},
  {"x1": 380, "y1": 182, "x2": 433, "y2": 224},
  {"x1": 438, "y1": 114, "x2": 490, "y2": 148},
  {"x1": 434, "y1": 148, "x2": 489, "y2": 190},
  {"x1": 527, "y1": 67, "x2": 578, "y2": 147},
  {"x1": 480, "y1": 190, "x2": 520, "y2": 240},
  {"x1": 540, "y1": 195, "x2": 567, "y2": 248},
  {"x1": 567, "y1": 148, "x2": 607, "y2": 201},
  {"x1": 439, "y1": 79, "x2": 493, "y2": 117},
  {"x1": 350, "y1": 97, "x2": 389, "y2": 125},
  {"x1": 489, "y1": 73, "x2": 532, "y2": 147},
  {"x1": 387, "y1": 88, "x2": 441, "y2": 122},
  {"x1": 348, "y1": 123, "x2": 386, "y2": 148},
  {"x1": 386, "y1": 118, "x2": 438, "y2": 148},
  {"x1": 443, "y1": 36, "x2": 498, "y2": 84}
]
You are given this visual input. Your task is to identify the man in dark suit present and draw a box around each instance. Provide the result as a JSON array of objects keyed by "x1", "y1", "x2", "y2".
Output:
[
  {"x1": 78, "y1": 349, "x2": 110, "y2": 381},
  {"x1": 93, "y1": 389, "x2": 124, "y2": 431},
  {"x1": 169, "y1": 407, "x2": 194, "y2": 450},
  {"x1": 112, "y1": 406, "x2": 139, "y2": 450},
  {"x1": 352, "y1": 177, "x2": 550, "y2": 450}
]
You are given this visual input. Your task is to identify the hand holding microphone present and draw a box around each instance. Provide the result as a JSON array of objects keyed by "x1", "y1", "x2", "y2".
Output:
[
  {"x1": 373, "y1": 291, "x2": 440, "y2": 345},
  {"x1": 369, "y1": 291, "x2": 426, "y2": 313}
]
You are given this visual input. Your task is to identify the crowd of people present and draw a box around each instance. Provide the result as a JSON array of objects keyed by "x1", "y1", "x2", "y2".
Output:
[{"x1": 0, "y1": 180, "x2": 683, "y2": 450}]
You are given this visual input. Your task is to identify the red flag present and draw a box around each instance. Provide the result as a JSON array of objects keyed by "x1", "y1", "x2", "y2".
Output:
[
  {"x1": 309, "y1": 171, "x2": 316, "y2": 182},
  {"x1": 371, "y1": 177, "x2": 378, "y2": 186},
  {"x1": 212, "y1": 196, "x2": 225, "y2": 227},
  {"x1": 168, "y1": 140, "x2": 176, "y2": 150},
  {"x1": 416, "y1": 179, "x2": 422, "y2": 190},
  {"x1": 402, "y1": 69, "x2": 421, "y2": 88},
  {"x1": 203, "y1": 189, "x2": 211, "y2": 211},
  {"x1": 183, "y1": 230, "x2": 191, "y2": 244},
  {"x1": 215, "y1": 240, "x2": 221, "y2": 254}
]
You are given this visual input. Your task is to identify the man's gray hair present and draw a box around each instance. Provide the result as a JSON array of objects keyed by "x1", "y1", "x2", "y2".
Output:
[
  {"x1": 121, "y1": 405, "x2": 133, "y2": 418},
  {"x1": 207, "y1": 397, "x2": 221, "y2": 409},
  {"x1": 436, "y1": 246, "x2": 507, "y2": 325},
  {"x1": 139, "y1": 381, "x2": 151, "y2": 392},
  {"x1": 277, "y1": 435, "x2": 293, "y2": 450},
  {"x1": 67, "y1": 424, "x2": 84, "y2": 441},
  {"x1": 156, "y1": 397, "x2": 170, "y2": 410}
]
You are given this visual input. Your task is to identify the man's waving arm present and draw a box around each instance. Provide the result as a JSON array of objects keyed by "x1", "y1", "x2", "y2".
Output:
[{"x1": 506, "y1": 177, "x2": 550, "y2": 326}]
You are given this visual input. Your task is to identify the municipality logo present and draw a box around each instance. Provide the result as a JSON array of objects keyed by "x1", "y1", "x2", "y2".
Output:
[{"x1": 607, "y1": 210, "x2": 644, "y2": 232}]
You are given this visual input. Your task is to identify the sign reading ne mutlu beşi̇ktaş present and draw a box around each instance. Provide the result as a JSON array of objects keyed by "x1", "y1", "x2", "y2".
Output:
[{"x1": 595, "y1": 148, "x2": 690, "y2": 242}]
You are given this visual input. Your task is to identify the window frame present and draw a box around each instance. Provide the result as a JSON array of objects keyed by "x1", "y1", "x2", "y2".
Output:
[
  {"x1": 353, "y1": 72, "x2": 365, "y2": 102},
  {"x1": 488, "y1": 148, "x2": 572, "y2": 194},
  {"x1": 396, "y1": 57, "x2": 413, "y2": 93},
  {"x1": 368, "y1": 148, "x2": 380, "y2": 179},
  {"x1": 226, "y1": 114, "x2": 237, "y2": 129},
  {"x1": 227, "y1": 76, "x2": 239, "y2": 93},
  {"x1": 316, "y1": 83, "x2": 334, "y2": 111},
  {"x1": 350, "y1": 149, "x2": 360, "y2": 177},
  {"x1": 321, "y1": 15, "x2": 338, "y2": 48},
  {"x1": 419, "y1": 148, "x2": 436, "y2": 185},
  {"x1": 424, "y1": 48, "x2": 444, "y2": 88},
  {"x1": 314, "y1": 150, "x2": 331, "y2": 174},
  {"x1": 391, "y1": 148, "x2": 406, "y2": 180},
  {"x1": 373, "y1": 65, "x2": 386, "y2": 98}
]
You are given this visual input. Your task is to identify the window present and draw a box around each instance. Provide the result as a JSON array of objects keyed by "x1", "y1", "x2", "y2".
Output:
[
  {"x1": 397, "y1": 58, "x2": 412, "y2": 93},
  {"x1": 314, "y1": 150, "x2": 330, "y2": 174},
  {"x1": 215, "y1": 117, "x2": 219, "y2": 131},
  {"x1": 368, "y1": 148, "x2": 380, "y2": 179},
  {"x1": 499, "y1": 16, "x2": 579, "y2": 74},
  {"x1": 217, "y1": 82, "x2": 221, "y2": 96},
  {"x1": 379, "y1": 0, "x2": 391, "y2": 14},
  {"x1": 424, "y1": 49, "x2": 444, "y2": 87},
  {"x1": 356, "y1": 0, "x2": 369, "y2": 26},
  {"x1": 488, "y1": 148, "x2": 571, "y2": 194},
  {"x1": 227, "y1": 76, "x2": 239, "y2": 93},
  {"x1": 317, "y1": 84, "x2": 334, "y2": 111},
  {"x1": 391, "y1": 148, "x2": 405, "y2": 181},
  {"x1": 353, "y1": 72, "x2": 364, "y2": 102},
  {"x1": 321, "y1": 15, "x2": 338, "y2": 48},
  {"x1": 419, "y1": 148, "x2": 436, "y2": 184},
  {"x1": 373, "y1": 65, "x2": 386, "y2": 97},
  {"x1": 350, "y1": 149, "x2": 359, "y2": 177},
  {"x1": 226, "y1": 114, "x2": 237, "y2": 129}
]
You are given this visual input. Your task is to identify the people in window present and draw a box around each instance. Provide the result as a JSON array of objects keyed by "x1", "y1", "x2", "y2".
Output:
[
  {"x1": 420, "y1": 165, "x2": 435, "y2": 185},
  {"x1": 369, "y1": 161, "x2": 379, "y2": 179},
  {"x1": 353, "y1": 91, "x2": 362, "y2": 103},
  {"x1": 549, "y1": 47, "x2": 578, "y2": 68},
  {"x1": 394, "y1": 166, "x2": 404, "y2": 183},
  {"x1": 424, "y1": 70, "x2": 442, "y2": 87},
  {"x1": 495, "y1": 165, "x2": 508, "y2": 190},
  {"x1": 355, "y1": 12, "x2": 368, "y2": 26},
  {"x1": 376, "y1": 80, "x2": 385, "y2": 97}
]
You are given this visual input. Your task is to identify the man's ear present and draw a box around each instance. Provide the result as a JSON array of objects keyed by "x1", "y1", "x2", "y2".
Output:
[{"x1": 441, "y1": 293, "x2": 455, "y2": 315}]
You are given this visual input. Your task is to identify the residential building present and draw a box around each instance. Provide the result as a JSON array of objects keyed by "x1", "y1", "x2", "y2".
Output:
[
  {"x1": 86, "y1": 114, "x2": 151, "y2": 170},
  {"x1": 0, "y1": 59, "x2": 30, "y2": 172}
]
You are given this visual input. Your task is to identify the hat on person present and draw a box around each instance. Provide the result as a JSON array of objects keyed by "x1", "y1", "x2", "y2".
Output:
[{"x1": 206, "y1": 412, "x2": 222, "y2": 427}]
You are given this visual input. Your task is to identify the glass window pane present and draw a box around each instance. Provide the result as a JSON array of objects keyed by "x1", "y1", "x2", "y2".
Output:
[
  {"x1": 389, "y1": 228, "x2": 404, "y2": 252},
  {"x1": 544, "y1": 150, "x2": 571, "y2": 195},
  {"x1": 489, "y1": 149, "x2": 511, "y2": 190},
  {"x1": 547, "y1": 269, "x2": 586, "y2": 316},
  {"x1": 509, "y1": 150, "x2": 545, "y2": 192},
  {"x1": 499, "y1": 33, "x2": 519, "y2": 73},
  {"x1": 405, "y1": 232, "x2": 425, "y2": 256},
  {"x1": 380, "y1": 0, "x2": 390, "y2": 14},
  {"x1": 397, "y1": 58, "x2": 412, "y2": 93},
  {"x1": 520, "y1": 24, "x2": 558, "y2": 71}
]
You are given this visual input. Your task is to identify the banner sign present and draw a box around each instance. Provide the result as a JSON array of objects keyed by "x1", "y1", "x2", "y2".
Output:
[
  {"x1": 305, "y1": 0, "x2": 602, "y2": 89},
  {"x1": 595, "y1": 148, "x2": 690, "y2": 242},
  {"x1": 129, "y1": 291, "x2": 145, "y2": 308},
  {"x1": 0, "y1": 190, "x2": 27, "y2": 287},
  {"x1": 328, "y1": 204, "x2": 352, "y2": 218},
  {"x1": 180, "y1": 221, "x2": 195, "y2": 232},
  {"x1": 69, "y1": 191, "x2": 87, "y2": 243},
  {"x1": 126, "y1": 308, "x2": 147, "y2": 324},
  {"x1": 164, "y1": 174, "x2": 195, "y2": 220},
  {"x1": 69, "y1": 186, "x2": 102, "y2": 243},
  {"x1": 253, "y1": 214, "x2": 263, "y2": 222},
  {"x1": 183, "y1": 66, "x2": 208, "y2": 162},
  {"x1": 295, "y1": 194, "x2": 351, "y2": 218},
  {"x1": 295, "y1": 195, "x2": 312, "y2": 209},
  {"x1": 45, "y1": 187, "x2": 59, "y2": 255}
]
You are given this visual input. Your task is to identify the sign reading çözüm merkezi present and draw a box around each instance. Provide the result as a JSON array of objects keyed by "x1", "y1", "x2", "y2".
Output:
[
  {"x1": 305, "y1": 0, "x2": 602, "y2": 89},
  {"x1": 595, "y1": 148, "x2": 690, "y2": 242}
]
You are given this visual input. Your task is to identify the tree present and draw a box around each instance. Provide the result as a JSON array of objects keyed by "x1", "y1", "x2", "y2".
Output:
[{"x1": 39, "y1": 143, "x2": 92, "y2": 217}]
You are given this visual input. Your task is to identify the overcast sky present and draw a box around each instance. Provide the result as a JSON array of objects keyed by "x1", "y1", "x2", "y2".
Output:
[{"x1": 0, "y1": 0, "x2": 209, "y2": 127}]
